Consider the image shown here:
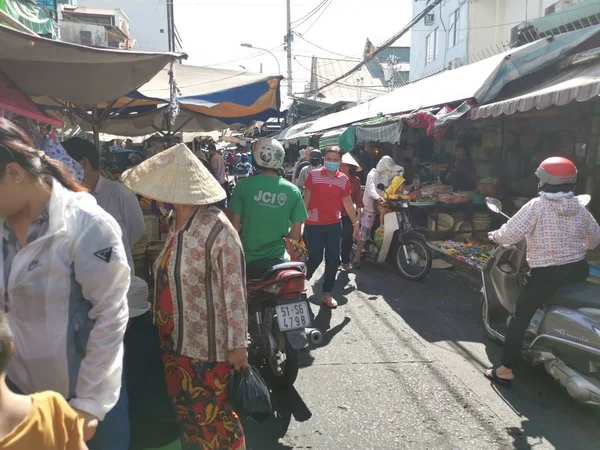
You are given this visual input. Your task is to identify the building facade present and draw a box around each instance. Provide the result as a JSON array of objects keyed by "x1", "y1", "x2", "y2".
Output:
[
  {"x1": 59, "y1": 5, "x2": 134, "y2": 48},
  {"x1": 409, "y1": 0, "x2": 594, "y2": 81},
  {"x1": 62, "y1": 0, "x2": 169, "y2": 52}
]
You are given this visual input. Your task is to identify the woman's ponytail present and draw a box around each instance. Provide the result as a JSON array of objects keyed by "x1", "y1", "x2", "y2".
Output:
[{"x1": 0, "y1": 117, "x2": 86, "y2": 193}]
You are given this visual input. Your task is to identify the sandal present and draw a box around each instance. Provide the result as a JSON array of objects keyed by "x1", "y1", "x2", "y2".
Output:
[
  {"x1": 352, "y1": 260, "x2": 361, "y2": 269},
  {"x1": 484, "y1": 367, "x2": 513, "y2": 388},
  {"x1": 340, "y1": 263, "x2": 352, "y2": 271},
  {"x1": 322, "y1": 296, "x2": 338, "y2": 309}
]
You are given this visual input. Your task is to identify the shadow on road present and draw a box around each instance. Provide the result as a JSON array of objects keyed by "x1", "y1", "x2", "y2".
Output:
[{"x1": 350, "y1": 261, "x2": 600, "y2": 449}]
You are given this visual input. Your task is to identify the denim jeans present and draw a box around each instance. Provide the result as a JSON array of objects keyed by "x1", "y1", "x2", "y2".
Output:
[
  {"x1": 88, "y1": 368, "x2": 130, "y2": 450},
  {"x1": 340, "y1": 216, "x2": 354, "y2": 264},
  {"x1": 305, "y1": 222, "x2": 342, "y2": 294}
]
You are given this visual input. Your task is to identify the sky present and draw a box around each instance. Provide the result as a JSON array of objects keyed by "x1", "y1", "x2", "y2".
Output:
[{"x1": 174, "y1": 0, "x2": 413, "y2": 99}]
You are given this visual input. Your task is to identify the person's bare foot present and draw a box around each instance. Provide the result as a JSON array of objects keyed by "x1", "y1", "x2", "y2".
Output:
[{"x1": 322, "y1": 295, "x2": 338, "y2": 309}]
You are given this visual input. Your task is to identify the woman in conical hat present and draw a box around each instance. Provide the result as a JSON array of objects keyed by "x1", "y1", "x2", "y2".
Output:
[{"x1": 122, "y1": 143, "x2": 247, "y2": 450}]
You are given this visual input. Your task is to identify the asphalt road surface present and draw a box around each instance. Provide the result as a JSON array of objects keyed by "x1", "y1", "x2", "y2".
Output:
[{"x1": 243, "y1": 261, "x2": 600, "y2": 450}]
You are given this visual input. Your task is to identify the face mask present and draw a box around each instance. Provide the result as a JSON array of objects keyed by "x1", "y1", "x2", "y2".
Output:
[{"x1": 324, "y1": 161, "x2": 340, "y2": 172}]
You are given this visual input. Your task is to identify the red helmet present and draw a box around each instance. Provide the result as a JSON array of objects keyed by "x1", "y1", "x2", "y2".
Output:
[{"x1": 535, "y1": 157, "x2": 577, "y2": 185}]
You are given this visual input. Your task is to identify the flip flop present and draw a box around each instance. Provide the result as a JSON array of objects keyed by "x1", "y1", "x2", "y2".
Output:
[
  {"x1": 352, "y1": 261, "x2": 361, "y2": 269},
  {"x1": 322, "y1": 296, "x2": 338, "y2": 309},
  {"x1": 484, "y1": 367, "x2": 513, "y2": 388}
]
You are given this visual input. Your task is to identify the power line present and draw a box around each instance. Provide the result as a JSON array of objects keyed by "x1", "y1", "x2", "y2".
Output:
[
  {"x1": 296, "y1": 0, "x2": 333, "y2": 36},
  {"x1": 294, "y1": 32, "x2": 362, "y2": 59},
  {"x1": 291, "y1": 0, "x2": 329, "y2": 26},
  {"x1": 303, "y1": 0, "x2": 443, "y2": 97}
]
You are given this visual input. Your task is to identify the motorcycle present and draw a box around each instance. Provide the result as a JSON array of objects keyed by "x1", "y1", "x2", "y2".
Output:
[
  {"x1": 247, "y1": 261, "x2": 322, "y2": 388},
  {"x1": 352, "y1": 183, "x2": 432, "y2": 281},
  {"x1": 482, "y1": 195, "x2": 600, "y2": 405}
]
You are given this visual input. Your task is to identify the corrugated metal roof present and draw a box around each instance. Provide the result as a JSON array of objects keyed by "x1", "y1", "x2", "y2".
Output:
[{"x1": 312, "y1": 57, "x2": 389, "y2": 103}]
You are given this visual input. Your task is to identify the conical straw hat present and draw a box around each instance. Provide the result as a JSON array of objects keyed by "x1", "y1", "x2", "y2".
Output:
[{"x1": 121, "y1": 143, "x2": 226, "y2": 205}]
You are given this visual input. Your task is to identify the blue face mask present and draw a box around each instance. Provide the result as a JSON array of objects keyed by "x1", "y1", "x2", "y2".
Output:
[{"x1": 324, "y1": 161, "x2": 340, "y2": 172}]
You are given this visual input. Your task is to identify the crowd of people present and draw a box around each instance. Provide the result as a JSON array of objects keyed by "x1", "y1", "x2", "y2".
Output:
[{"x1": 0, "y1": 115, "x2": 598, "y2": 450}]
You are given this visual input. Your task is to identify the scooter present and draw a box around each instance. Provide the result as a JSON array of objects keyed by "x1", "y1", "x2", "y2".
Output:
[
  {"x1": 482, "y1": 195, "x2": 600, "y2": 405},
  {"x1": 353, "y1": 184, "x2": 432, "y2": 281},
  {"x1": 247, "y1": 261, "x2": 322, "y2": 388}
]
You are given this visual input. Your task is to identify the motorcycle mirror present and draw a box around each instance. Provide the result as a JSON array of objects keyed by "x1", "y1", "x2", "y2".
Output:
[
  {"x1": 377, "y1": 183, "x2": 386, "y2": 191},
  {"x1": 578, "y1": 194, "x2": 591, "y2": 207},
  {"x1": 485, "y1": 197, "x2": 503, "y2": 214}
]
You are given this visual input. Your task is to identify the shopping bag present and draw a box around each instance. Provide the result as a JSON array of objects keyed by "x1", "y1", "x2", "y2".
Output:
[
  {"x1": 285, "y1": 238, "x2": 308, "y2": 262},
  {"x1": 228, "y1": 365, "x2": 272, "y2": 422}
]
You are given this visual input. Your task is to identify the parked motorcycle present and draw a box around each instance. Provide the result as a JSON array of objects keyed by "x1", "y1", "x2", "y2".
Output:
[
  {"x1": 482, "y1": 195, "x2": 600, "y2": 405},
  {"x1": 247, "y1": 261, "x2": 322, "y2": 388},
  {"x1": 352, "y1": 184, "x2": 432, "y2": 281}
]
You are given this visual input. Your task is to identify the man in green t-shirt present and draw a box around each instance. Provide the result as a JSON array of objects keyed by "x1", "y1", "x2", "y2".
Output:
[{"x1": 230, "y1": 138, "x2": 308, "y2": 279}]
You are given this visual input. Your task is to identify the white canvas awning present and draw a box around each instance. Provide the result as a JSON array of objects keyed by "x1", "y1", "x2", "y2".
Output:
[
  {"x1": 275, "y1": 121, "x2": 315, "y2": 141},
  {"x1": 470, "y1": 62, "x2": 600, "y2": 119},
  {"x1": 307, "y1": 26, "x2": 600, "y2": 133},
  {"x1": 0, "y1": 23, "x2": 181, "y2": 105},
  {"x1": 72, "y1": 107, "x2": 231, "y2": 137}
]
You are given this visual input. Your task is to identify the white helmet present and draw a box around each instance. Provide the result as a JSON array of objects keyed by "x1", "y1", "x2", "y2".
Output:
[{"x1": 252, "y1": 137, "x2": 285, "y2": 170}]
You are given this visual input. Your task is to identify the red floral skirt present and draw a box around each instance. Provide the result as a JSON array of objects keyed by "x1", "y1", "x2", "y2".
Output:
[{"x1": 155, "y1": 242, "x2": 244, "y2": 449}]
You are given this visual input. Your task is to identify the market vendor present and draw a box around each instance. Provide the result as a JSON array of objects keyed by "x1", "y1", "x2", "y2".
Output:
[{"x1": 440, "y1": 143, "x2": 476, "y2": 191}]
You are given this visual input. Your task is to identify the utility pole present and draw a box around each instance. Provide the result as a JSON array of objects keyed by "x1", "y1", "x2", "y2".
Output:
[
  {"x1": 166, "y1": 0, "x2": 175, "y2": 52},
  {"x1": 285, "y1": 0, "x2": 293, "y2": 97}
]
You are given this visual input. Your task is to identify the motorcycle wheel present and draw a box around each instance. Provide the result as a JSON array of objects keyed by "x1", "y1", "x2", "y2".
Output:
[
  {"x1": 264, "y1": 308, "x2": 300, "y2": 388},
  {"x1": 395, "y1": 236, "x2": 432, "y2": 281}
]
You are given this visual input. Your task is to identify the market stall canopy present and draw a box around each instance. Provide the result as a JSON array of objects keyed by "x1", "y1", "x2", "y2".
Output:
[
  {"x1": 470, "y1": 57, "x2": 600, "y2": 119},
  {"x1": 307, "y1": 26, "x2": 600, "y2": 133},
  {"x1": 318, "y1": 127, "x2": 354, "y2": 152},
  {"x1": 0, "y1": 70, "x2": 62, "y2": 127},
  {"x1": 108, "y1": 64, "x2": 282, "y2": 119},
  {"x1": 275, "y1": 121, "x2": 315, "y2": 141},
  {"x1": 0, "y1": 23, "x2": 181, "y2": 106},
  {"x1": 73, "y1": 106, "x2": 231, "y2": 137}
]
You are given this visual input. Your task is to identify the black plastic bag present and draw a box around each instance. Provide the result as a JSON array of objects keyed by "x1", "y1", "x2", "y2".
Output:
[{"x1": 228, "y1": 365, "x2": 272, "y2": 421}]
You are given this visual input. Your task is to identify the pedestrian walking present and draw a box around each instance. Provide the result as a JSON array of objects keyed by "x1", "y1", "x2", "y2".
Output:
[
  {"x1": 297, "y1": 149, "x2": 322, "y2": 191},
  {"x1": 339, "y1": 153, "x2": 363, "y2": 271},
  {"x1": 303, "y1": 146, "x2": 359, "y2": 308},
  {"x1": 0, "y1": 118, "x2": 131, "y2": 450},
  {"x1": 122, "y1": 143, "x2": 248, "y2": 450}
]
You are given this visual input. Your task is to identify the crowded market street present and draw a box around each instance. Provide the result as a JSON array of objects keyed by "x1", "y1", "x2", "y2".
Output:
[{"x1": 244, "y1": 263, "x2": 600, "y2": 450}]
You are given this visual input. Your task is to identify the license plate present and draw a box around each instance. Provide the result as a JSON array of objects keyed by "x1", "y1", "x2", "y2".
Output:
[{"x1": 276, "y1": 301, "x2": 311, "y2": 331}]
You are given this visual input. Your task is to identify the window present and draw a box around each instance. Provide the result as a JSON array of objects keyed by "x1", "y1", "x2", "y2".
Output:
[
  {"x1": 425, "y1": 28, "x2": 438, "y2": 64},
  {"x1": 79, "y1": 30, "x2": 93, "y2": 46},
  {"x1": 448, "y1": 8, "x2": 461, "y2": 48}
]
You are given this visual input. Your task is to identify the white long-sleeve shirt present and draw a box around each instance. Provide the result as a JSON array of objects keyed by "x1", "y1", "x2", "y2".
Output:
[
  {"x1": 362, "y1": 169, "x2": 383, "y2": 213},
  {"x1": 492, "y1": 192, "x2": 600, "y2": 268}
]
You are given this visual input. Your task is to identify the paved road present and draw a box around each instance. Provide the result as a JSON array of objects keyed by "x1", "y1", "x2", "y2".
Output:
[{"x1": 244, "y1": 261, "x2": 600, "y2": 450}]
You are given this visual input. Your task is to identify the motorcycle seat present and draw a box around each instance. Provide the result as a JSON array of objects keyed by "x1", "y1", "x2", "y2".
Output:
[
  {"x1": 548, "y1": 281, "x2": 600, "y2": 310},
  {"x1": 259, "y1": 262, "x2": 305, "y2": 281},
  {"x1": 247, "y1": 261, "x2": 305, "y2": 282}
]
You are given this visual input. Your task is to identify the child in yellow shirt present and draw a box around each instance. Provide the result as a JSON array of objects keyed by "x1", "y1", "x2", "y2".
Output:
[
  {"x1": 0, "y1": 312, "x2": 87, "y2": 450},
  {"x1": 375, "y1": 176, "x2": 410, "y2": 248}
]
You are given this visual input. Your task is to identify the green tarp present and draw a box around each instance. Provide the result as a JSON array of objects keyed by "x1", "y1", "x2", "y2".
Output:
[
  {"x1": 318, "y1": 126, "x2": 355, "y2": 152},
  {"x1": 532, "y1": 0, "x2": 600, "y2": 34},
  {"x1": 0, "y1": 0, "x2": 56, "y2": 38}
]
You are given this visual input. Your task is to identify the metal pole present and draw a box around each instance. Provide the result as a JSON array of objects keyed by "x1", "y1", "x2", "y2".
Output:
[
  {"x1": 286, "y1": 0, "x2": 293, "y2": 96},
  {"x1": 91, "y1": 106, "x2": 100, "y2": 153}
]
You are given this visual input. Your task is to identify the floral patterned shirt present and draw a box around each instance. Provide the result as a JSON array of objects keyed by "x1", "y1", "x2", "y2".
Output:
[
  {"x1": 492, "y1": 192, "x2": 600, "y2": 268},
  {"x1": 153, "y1": 206, "x2": 248, "y2": 361}
]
